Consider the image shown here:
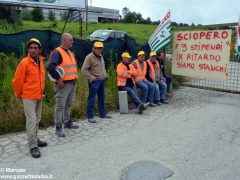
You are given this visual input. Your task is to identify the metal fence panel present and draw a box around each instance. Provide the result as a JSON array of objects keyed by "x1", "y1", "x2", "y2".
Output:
[{"x1": 185, "y1": 60, "x2": 240, "y2": 93}]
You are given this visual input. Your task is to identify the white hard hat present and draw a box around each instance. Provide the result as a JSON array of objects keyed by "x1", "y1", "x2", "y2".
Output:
[{"x1": 48, "y1": 66, "x2": 65, "y2": 82}]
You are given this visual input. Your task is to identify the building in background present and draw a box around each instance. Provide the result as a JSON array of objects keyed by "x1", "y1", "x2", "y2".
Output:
[{"x1": 70, "y1": 6, "x2": 120, "y2": 23}]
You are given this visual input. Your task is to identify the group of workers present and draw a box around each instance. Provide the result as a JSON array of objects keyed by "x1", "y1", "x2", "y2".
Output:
[
  {"x1": 117, "y1": 50, "x2": 172, "y2": 114},
  {"x1": 12, "y1": 33, "x2": 172, "y2": 158}
]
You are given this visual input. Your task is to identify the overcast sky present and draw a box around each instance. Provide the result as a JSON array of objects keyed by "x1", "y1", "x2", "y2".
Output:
[{"x1": 91, "y1": 0, "x2": 240, "y2": 25}]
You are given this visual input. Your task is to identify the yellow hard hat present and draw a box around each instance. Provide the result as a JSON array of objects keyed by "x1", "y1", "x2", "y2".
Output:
[
  {"x1": 27, "y1": 38, "x2": 41, "y2": 48},
  {"x1": 138, "y1": 51, "x2": 145, "y2": 56},
  {"x1": 150, "y1": 51, "x2": 157, "y2": 57},
  {"x1": 94, "y1": 41, "x2": 104, "y2": 48},
  {"x1": 121, "y1": 52, "x2": 131, "y2": 59}
]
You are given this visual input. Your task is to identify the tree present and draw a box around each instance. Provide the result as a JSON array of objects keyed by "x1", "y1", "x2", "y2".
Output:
[
  {"x1": 122, "y1": 8, "x2": 152, "y2": 24},
  {"x1": 60, "y1": 11, "x2": 69, "y2": 21},
  {"x1": 31, "y1": 8, "x2": 44, "y2": 22},
  {"x1": 171, "y1": 21, "x2": 178, "y2": 27},
  {"x1": 135, "y1": 12, "x2": 144, "y2": 23},
  {"x1": 146, "y1": 17, "x2": 151, "y2": 24},
  {"x1": 0, "y1": 5, "x2": 22, "y2": 25},
  {"x1": 122, "y1": 7, "x2": 130, "y2": 19},
  {"x1": 123, "y1": 12, "x2": 137, "y2": 23},
  {"x1": 48, "y1": 11, "x2": 55, "y2": 21},
  {"x1": 179, "y1": 23, "x2": 183, "y2": 27}
]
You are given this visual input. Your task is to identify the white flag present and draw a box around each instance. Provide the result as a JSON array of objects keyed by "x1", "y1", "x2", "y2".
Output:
[{"x1": 148, "y1": 11, "x2": 171, "y2": 53}]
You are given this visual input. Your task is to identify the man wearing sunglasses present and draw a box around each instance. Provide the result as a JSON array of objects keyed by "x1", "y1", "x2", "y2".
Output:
[{"x1": 12, "y1": 38, "x2": 47, "y2": 158}]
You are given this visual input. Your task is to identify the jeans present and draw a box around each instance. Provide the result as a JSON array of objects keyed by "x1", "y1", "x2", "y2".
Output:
[
  {"x1": 120, "y1": 86, "x2": 142, "y2": 106},
  {"x1": 166, "y1": 75, "x2": 173, "y2": 93},
  {"x1": 22, "y1": 99, "x2": 42, "y2": 149},
  {"x1": 156, "y1": 80, "x2": 167, "y2": 100},
  {"x1": 136, "y1": 80, "x2": 155, "y2": 103},
  {"x1": 87, "y1": 80, "x2": 106, "y2": 119},
  {"x1": 153, "y1": 83, "x2": 160, "y2": 102}
]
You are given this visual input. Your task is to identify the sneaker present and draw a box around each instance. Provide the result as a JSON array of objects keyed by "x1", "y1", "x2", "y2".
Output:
[
  {"x1": 30, "y1": 147, "x2": 41, "y2": 158},
  {"x1": 100, "y1": 114, "x2": 112, "y2": 118},
  {"x1": 37, "y1": 139, "x2": 47, "y2": 147},
  {"x1": 64, "y1": 122, "x2": 79, "y2": 129},
  {"x1": 160, "y1": 99, "x2": 169, "y2": 104},
  {"x1": 149, "y1": 103, "x2": 158, "y2": 107},
  {"x1": 55, "y1": 125, "x2": 65, "y2": 137},
  {"x1": 155, "y1": 102, "x2": 162, "y2": 106},
  {"x1": 143, "y1": 104, "x2": 148, "y2": 110},
  {"x1": 143, "y1": 102, "x2": 150, "y2": 110},
  {"x1": 88, "y1": 118, "x2": 96, "y2": 123},
  {"x1": 137, "y1": 103, "x2": 144, "y2": 114},
  {"x1": 166, "y1": 93, "x2": 173, "y2": 98}
]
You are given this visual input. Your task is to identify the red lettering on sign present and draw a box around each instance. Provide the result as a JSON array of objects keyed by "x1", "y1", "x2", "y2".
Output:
[
  {"x1": 177, "y1": 33, "x2": 183, "y2": 41},
  {"x1": 221, "y1": 31, "x2": 228, "y2": 39},
  {"x1": 198, "y1": 64, "x2": 226, "y2": 72},
  {"x1": 177, "y1": 62, "x2": 195, "y2": 69},
  {"x1": 177, "y1": 30, "x2": 230, "y2": 41},
  {"x1": 213, "y1": 31, "x2": 220, "y2": 39}
]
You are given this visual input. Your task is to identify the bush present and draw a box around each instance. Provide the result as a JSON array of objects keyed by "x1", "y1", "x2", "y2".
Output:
[
  {"x1": 60, "y1": 11, "x2": 69, "y2": 21},
  {"x1": 32, "y1": 8, "x2": 44, "y2": 22},
  {"x1": 48, "y1": 11, "x2": 55, "y2": 21},
  {"x1": 21, "y1": 8, "x2": 32, "y2": 21},
  {"x1": 0, "y1": 5, "x2": 22, "y2": 25}
]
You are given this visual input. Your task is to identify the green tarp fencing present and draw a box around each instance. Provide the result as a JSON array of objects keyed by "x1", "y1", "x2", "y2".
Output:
[{"x1": 0, "y1": 30, "x2": 151, "y2": 64}]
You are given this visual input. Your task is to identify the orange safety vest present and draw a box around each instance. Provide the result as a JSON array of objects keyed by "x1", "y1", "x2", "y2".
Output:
[
  {"x1": 116, "y1": 63, "x2": 136, "y2": 86},
  {"x1": 134, "y1": 60, "x2": 147, "y2": 82},
  {"x1": 56, "y1": 47, "x2": 78, "y2": 81},
  {"x1": 147, "y1": 60, "x2": 160, "y2": 82}
]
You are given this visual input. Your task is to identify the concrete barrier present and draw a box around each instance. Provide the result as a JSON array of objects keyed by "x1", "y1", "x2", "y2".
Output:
[{"x1": 118, "y1": 91, "x2": 128, "y2": 114}]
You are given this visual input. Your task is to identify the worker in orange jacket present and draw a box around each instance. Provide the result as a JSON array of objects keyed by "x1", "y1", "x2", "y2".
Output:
[
  {"x1": 146, "y1": 51, "x2": 168, "y2": 104},
  {"x1": 116, "y1": 52, "x2": 147, "y2": 114},
  {"x1": 132, "y1": 51, "x2": 160, "y2": 107},
  {"x1": 47, "y1": 33, "x2": 79, "y2": 137},
  {"x1": 12, "y1": 38, "x2": 47, "y2": 158}
]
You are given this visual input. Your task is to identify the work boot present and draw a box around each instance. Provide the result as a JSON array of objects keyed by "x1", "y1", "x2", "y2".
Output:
[
  {"x1": 100, "y1": 114, "x2": 112, "y2": 118},
  {"x1": 137, "y1": 103, "x2": 144, "y2": 114},
  {"x1": 64, "y1": 121, "x2": 79, "y2": 129},
  {"x1": 88, "y1": 118, "x2": 96, "y2": 123},
  {"x1": 55, "y1": 125, "x2": 65, "y2": 137},
  {"x1": 160, "y1": 99, "x2": 169, "y2": 104},
  {"x1": 155, "y1": 102, "x2": 162, "y2": 106},
  {"x1": 30, "y1": 147, "x2": 41, "y2": 158},
  {"x1": 143, "y1": 102, "x2": 150, "y2": 110},
  {"x1": 149, "y1": 103, "x2": 158, "y2": 107},
  {"x1": 37, "y1": 139, "x2": 47, "y2": 147}
]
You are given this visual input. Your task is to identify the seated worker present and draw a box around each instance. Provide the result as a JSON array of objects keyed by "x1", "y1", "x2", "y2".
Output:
[
  {"x1": 116, "y1": 52, "x2": 147, "y2": 114},
  {"x1": 132, "y1": 51, "x2": 159, "y2": 107},
  {"x1": 146, "y1": 51, "x2": 168, "y2": 104},
  {"x1": 157, "y1": 52, "x2": 173, "y2": 95}
]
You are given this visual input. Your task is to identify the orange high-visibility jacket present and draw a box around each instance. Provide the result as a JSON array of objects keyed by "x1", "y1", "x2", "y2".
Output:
[
  {"x1": 12, "y1": 54, "x2": 45, "y2": 100},
  {"x1": 146, "y1": 60, "x2": 160, "y2": 82},
  {"x1": 134, "y1": 60, "x2": 147, "y2": 82},
  {"x1": 116, "y1": 63, "x2": 137, "y2": 86},
  {"x1": 56, "y1": 47, "x2": 78, "y2": 81}
]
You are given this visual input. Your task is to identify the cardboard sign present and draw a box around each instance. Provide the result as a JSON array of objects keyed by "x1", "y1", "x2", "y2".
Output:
[{"x1": 172, "y1": 30, "x2": 232, "y2": 80}]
